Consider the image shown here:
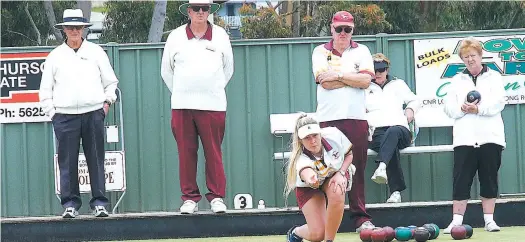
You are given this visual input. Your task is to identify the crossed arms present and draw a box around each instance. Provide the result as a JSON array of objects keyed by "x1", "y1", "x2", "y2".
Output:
[
  {"x1": 317, "y1": 71, "x2": 372, "y2": 90},
  {"x1": 311, "y1": 46, "x2": 374, "y2": 90}
]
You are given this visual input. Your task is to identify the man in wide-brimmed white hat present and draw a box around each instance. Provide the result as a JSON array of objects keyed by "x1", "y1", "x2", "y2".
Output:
[
  {"x1": 40, "y1": 9, "x2": 119, "y2": 219},
  {"x1": 161, "y1": 0, "x2": 234, "y2": 215},
  {"x1": 54, "y1": 8, "x2": 93, "y2": 29},
  {"x1": 178, "y1": 0, "x2": 221, "y2": 17}
]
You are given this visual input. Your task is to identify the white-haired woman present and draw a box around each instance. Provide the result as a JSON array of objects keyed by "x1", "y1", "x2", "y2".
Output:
[
  {"x1": 284, "y1": 113, "x2": 356, "y2": 242},
  {"x1": 443, "y1": 37, "x2": 506, "y2": 233}
]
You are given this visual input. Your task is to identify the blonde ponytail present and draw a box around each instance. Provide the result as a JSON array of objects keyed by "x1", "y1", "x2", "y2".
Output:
[{"x1": 283, "y1": 113, "x2": 319, "y2": 200}]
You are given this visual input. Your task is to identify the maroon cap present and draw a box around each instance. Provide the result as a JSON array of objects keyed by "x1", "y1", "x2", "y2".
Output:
[{"x1": 332, "y1": 11, "x2": 354, "y2": 24}]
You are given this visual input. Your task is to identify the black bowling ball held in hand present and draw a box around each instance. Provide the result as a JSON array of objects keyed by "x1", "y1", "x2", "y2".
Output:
[{"x1": 466, "y1": 90, "x2": 481, "y2": 103}]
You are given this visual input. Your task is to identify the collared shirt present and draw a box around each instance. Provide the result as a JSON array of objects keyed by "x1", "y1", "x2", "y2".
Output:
[
  {"x1": 463, "y1": 64, "x2": 488, "y2": 85},
  {"x1": 311, "y1": 40, "x2": 375, "y2": 122},
  {"x1": 295, "y1": 127, "x2": 353, "y2": 188},
  {"x1": 185, "y1": 22, "x2": 213, "y2": 40},
  {"x1": 161, "y1": 23, "x2": 234, "y2": 111}
]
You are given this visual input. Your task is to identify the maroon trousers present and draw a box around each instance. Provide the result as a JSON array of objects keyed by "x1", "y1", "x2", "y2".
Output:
[
  {"x1": 171, "y1": 109, "x2": 226, "y2": 202},
  {"x1": 320, "y1": 119, "x2": 372, "y2": 227}
]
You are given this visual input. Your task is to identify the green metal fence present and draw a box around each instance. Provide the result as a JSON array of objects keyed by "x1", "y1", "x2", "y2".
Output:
[{"x1": 1, "y1": 29, "x2": 524, "y2": 217}]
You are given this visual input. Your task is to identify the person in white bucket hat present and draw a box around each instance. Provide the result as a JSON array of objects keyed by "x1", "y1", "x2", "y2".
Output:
[
  {"x1": 283, "y1": 113, "x2": 356, "y2": 242},
  {"x1": 178, "y1": 0, "x2": 221, "y2": 16},
  {"x1": 54, "y1": 9, "x2": 93, "y2": 28},
  {"x1": 39, "y1": 9, "x2": 119, "y2": 219},
  {"x1": 161, "y1": 0, "x2": 234, "y2": 215}
]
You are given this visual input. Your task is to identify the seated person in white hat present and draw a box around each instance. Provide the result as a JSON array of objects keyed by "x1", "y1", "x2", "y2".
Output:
[
  {"x1": 284, "y1": 113, "x2": 356, "y2": 242},
  {"x1": 161, "y1": 0, "x2": 234, "y2": 214},
  {"x1": 365, "y1": 53, "x2": 421, "y2": 203},
  {"x1": 39, "y1": 9, "x2": 119, "y2": 218}
]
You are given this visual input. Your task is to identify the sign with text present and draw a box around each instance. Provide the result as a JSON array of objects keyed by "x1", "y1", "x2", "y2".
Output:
[
  {"x1": 54, "y1": 151, "x2": 126, "y2": 194},
  {"x1": 0, "y1": 52, "x2": 51, "y2": 123},
  {"x1": 413, "y1": 35, "x2": 525, "y2": 127}
]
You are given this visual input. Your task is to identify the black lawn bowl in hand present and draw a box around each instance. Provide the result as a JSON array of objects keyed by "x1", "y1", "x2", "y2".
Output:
[{"x1": 466, "y1": 90, "x2": 481, "y2": 103}]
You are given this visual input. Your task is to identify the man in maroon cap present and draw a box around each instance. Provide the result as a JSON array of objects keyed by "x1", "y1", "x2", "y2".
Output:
[{"x1": 310, "y1": 10, "x2": 376, "y2": 233}]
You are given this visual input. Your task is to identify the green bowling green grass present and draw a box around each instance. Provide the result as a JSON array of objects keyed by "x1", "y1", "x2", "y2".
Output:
[{"x1": 117, "y1": 226, "x2": 524, "y2": 242}]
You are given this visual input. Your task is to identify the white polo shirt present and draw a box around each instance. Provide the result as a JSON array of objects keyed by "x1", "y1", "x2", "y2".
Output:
[
  {"x1": 161, "y1": 23, "x2": 234, "y2": 111},
  {"x1": 312, "y1": 40, "x2": 375, "y2": 122},
  {"x1": 295, "y1": 127, "x2": 353, "y2": 188}
]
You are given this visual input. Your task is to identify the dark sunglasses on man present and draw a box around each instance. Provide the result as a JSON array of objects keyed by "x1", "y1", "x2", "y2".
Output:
[
  {"x1": 190, "y1": 5, "x2": 210, "y2": 12},
  {"x1": 334, "y1": 26, "x2": 353, "y2": 34}
]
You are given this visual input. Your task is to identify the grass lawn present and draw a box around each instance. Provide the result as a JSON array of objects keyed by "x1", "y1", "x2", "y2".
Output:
[{"x1": 114, "y1": 226, "x2": 524, "y2": 242}]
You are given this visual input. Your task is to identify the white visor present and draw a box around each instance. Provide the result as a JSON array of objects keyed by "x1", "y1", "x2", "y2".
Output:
[{"x1": 297, "y1": 124, "x2": 321, "y2": 139}]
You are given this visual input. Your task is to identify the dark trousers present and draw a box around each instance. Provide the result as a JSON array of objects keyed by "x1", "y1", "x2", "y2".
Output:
[
  {"x1": 171, "y1": 109, "x2": 227, "y2": 203},
  {"x1": 452, "y1": 143, "x2": 502, "y2": 200},
  {"x1": 368, "y1": 126, "x2": 412, "y2": 193},
  {"x1": 320, "y1": 119, "x2": 371, "y2": 227},
  {"x1": 53, "y1": 108, "x2": 109, "y2": 210}
]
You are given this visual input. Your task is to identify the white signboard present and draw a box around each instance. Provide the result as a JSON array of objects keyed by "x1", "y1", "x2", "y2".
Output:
[
  {"x1": 0, "y1": 52, "x2": 52, "y2": 123},
  {"x1": 413, "y1": 35, "x2": 525, "y2": 127},
  {"x1": 54, "y1": 151, "x2": 126, "y2": 194}
]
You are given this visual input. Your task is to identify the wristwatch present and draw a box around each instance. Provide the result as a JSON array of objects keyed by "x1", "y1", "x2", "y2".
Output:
[
  {"x1": 104, "y1": 101, "x2": 111, "y2": 106},
  {"x1": 337, "y1": 72, "x2": 344, "y2": 81}
]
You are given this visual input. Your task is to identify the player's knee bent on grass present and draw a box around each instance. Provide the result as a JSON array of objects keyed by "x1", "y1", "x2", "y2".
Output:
[{"x1": 283, "y1": 114, "x2": 355, "y2": 241}]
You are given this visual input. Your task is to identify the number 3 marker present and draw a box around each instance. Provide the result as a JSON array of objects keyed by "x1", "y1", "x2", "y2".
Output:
[{"x1": 233, "y1": 193, "x2": 253, "y2": 209}]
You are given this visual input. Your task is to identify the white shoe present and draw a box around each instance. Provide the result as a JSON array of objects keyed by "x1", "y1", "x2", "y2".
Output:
[
  {"x1": 371, "y1": 167, "x2": 387, "y2": 184},
  {"x1": 386, "y1": 191, "x2": 401, "y2": 203},
  {"x1": 356, "y1": 221, "x2": 375, "y2": 233},
  {"x1": 210, "y1": 198, "x2": 227, "y2": 213},
  {"x1": 180, "y1": 200, "x2": 198, "y2": 214},
  {"x1": 443, "y1": 222, "x2": 459, "y2": 234},
  {"x1": 485, "y1": 221, "x2": 501, "y2": 232},
  {"x1": 93, "y1": 205, "x2": 109, "y2": 217},
  {"x1": 62, "y1": 207, "x2": 78, "y2": 218}
]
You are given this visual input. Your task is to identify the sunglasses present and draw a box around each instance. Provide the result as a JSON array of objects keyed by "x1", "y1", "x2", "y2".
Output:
[
  {"x1": 375, "y1": 68, "x2": 388, "y2": 73},
  {"x1": 334, "y1": 26, "x2": 353, "y2": 34},
  {"x1": 190, "y1": 5, "x2": 210, "y2": 12},
  {"x1": 64, "y1": 26, "x2": 84, "y2": 30}
]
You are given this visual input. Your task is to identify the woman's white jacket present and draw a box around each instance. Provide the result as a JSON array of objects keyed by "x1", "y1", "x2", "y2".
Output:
[{"x1": 443, "y1": 66, "x2": 506, "y2": 148}]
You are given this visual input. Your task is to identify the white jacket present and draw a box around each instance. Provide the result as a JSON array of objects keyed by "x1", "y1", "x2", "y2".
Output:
[
  {"x1": 443, "y1": 66, "x2": 506, "y2": 148},
  {"x1": 366, "y1": 77, "x2": 421, "y2": 130},
  {"x1": 161, "y1": 24, "x2": 234, "y2": 111},
  {"x1": 39, "y1": 40, "x2": 119, "y2": 117}
]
